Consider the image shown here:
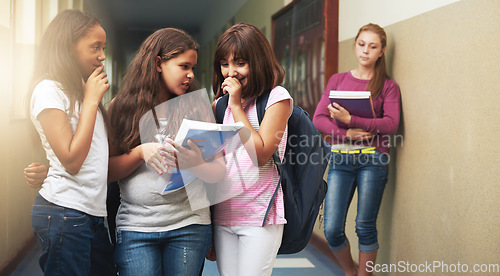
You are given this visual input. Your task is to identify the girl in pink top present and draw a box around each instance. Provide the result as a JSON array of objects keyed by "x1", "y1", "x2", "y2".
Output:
[
  {"x1": 211, "y1": 23, "x2": 293, "y2": 276},
  {"x1": 313, "y1": 23, "x2": 401, "y2": 276}
]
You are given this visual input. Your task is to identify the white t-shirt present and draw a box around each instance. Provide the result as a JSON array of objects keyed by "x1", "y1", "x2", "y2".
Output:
[{"x1": 30, "y1": 80, "x2": 108, "y2": 217}]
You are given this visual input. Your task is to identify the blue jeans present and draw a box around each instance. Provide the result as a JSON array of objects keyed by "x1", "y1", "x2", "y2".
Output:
[
  {"x1": 31, "y1": 194, "x2": 115, "y2": 275},
  {"x1": 324, "y1": 150, "x2": 389, "y2": 253},
  {"x1": 114, "y1": 224, "x2": 212, "y2": 276}
]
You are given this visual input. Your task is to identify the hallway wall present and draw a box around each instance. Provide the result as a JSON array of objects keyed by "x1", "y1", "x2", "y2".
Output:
[
  {"x1": 334, "y1": 0, "x2": 499, "y2": 274},
  {"x1": 1, "y1": 1, "x2": 40, "y2": 271},
  {"x1": 0, "y1": 0, "x2": 87, "y2": 272}
]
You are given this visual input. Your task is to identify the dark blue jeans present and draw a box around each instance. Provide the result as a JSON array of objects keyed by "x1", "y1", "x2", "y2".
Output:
[
  {"x1": 31, "y1": 194, "x2": 115, "y2": 275},
  {"x1": 114, "y1": 224, "x2": 212, "y2": 276},
  {"x1": 324, "y1": 150, "x2": 389, "y2": 253}
]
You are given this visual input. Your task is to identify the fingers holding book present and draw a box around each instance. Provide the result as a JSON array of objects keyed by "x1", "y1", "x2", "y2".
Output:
[
  {"x1": 162, "y1": 138, "x2": 204, "y2": 171},
  {"x1": 328, "y1": 102, "x2": 352, "y2": 125}
]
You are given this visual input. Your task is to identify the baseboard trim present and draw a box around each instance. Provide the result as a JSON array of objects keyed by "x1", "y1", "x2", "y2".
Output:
[
  {"x1": 309, "y1": 232, "x2": 341, "y2": 266},
  {"x1": 0, "y1": 235, "x2": 37, "y2": 275}
]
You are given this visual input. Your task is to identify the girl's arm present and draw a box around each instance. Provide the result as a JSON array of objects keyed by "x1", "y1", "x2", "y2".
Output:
[
  {"x1": 223, "y1": 78, "x2": 291, "y2": 166},
  {"x1": 233, "y1": 100, "x2": 290, "y2": 166},
  {"x1": 328, "y1": 103, "x2": 374, "y2": 141},
  {"x1": 312, "y1": 75, "x2": 349, "y2": 142},
  {"x1": 348, "y1": 81, "x2": 401, "y2": 135},
  {"x1": 107, "y1": 142, "x2": 146, "y2": 183},
  {"x1": 39, "y1": 66, "x2": 108, "y2": 175},
  {"x1": 108, "y1": 142, "x2": 170, "y2": 182},
  {"x1": 163, "y1": 138, "x2": 226, "y2": 183},
  {"x1": 106, "y1": 101, "x2": 169, "y2": 182},
  {"x1": 108, "y1": 99, "x2": 225, "y2": 183}
]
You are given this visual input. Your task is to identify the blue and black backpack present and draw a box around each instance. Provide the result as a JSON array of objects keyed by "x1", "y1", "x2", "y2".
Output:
[{"x1": 215, "y1": 91, "x2": 330, "y2": 254}]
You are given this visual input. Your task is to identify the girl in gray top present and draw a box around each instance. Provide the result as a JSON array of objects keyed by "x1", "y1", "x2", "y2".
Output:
[{"x1": 108, "y1": 28, "x2": 225, "y2": 275}]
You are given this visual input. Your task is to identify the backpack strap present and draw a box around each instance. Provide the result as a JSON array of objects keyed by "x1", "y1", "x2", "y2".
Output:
[
  {"x1": 218, "y1": 92, "x2": 269, "y2": 123},
  {"x1": 215, "y1": 94, "x2": 229, "y2": 124},
  {"x1": 255, "y1": 92, "x2": 269, "y2": 123},
  {"x1": 256, "y1": 91, "x2": 285, "y2": 227}
]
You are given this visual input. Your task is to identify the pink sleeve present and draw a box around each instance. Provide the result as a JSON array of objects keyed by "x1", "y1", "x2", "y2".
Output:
[
  {"x1": 266, "y1": 86, "x2": 293, "y2": 117},
  {"x1": 349, "y1": 80, "x2": 401, "y2": 134},
  {"x1": 312, "y1": 74, "x2": 348, "y2": 143}
]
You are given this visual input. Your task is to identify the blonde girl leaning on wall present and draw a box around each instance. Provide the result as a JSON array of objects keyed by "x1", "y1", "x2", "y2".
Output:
[{"x1": 313, "y1": 23, "x2": 401, "y2": 276}]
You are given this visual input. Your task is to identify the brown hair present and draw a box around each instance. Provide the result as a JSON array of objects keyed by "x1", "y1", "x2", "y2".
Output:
[
  {"x1": 110, "y1": 28, "x2": 199, "y2": 153},
  {"x1": 29, "y1": 9, "x2": 104, "y2": 118},
  {"x1": 213, "y1": 23, "x2": 284, "y2": 99},
  {"x1": 355, "y1": 23, "x2": 389, "y2": 98}
]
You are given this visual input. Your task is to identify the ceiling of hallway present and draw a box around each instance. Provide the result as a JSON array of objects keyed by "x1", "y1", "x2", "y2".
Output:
[
  {"x1": 84, "y1": 0, "x2": 249, "y2": 63},
  {"x1": 85, "y1": 0, "x2": 250, "y2": 42},
  {"x1": 86, "y1": 0, "x2": 213, "y2": 36}
]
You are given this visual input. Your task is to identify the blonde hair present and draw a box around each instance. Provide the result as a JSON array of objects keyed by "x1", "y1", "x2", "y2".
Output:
[
  {"x1": 29, "y1": 9, "x2": 102, "y2": 117},
  {"x1": 355, "y1": 23, "x2": 389, "y2": 98}
]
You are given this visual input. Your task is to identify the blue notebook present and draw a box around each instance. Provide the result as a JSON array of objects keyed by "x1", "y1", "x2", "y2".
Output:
[
  {"x1": 158, "y1": 119, "x2": 244, "y2": 194},
  {"x1": 329, "y1": 91, "x2": 375, "y2": 128},
  {"x1": 175, "y1": 119, "x2": 244, "y2": 162}
]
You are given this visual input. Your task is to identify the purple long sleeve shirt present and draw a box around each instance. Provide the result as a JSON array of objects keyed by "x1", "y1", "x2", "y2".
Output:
[{"x1": 312, "y1": 71, "x2": 401, "y2": 154}]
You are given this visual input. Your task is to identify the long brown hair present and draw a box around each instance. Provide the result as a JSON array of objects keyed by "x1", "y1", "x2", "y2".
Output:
[
  {"x1": 213, "y1": 23, "x2": 284, "y2": 99},
  {"x1": 355, "y1": 23, "x2": 389, "y2": 98},
  {"x1": 111, "y1": 28, "x2": 199, "y2": 153},
  {"x1": 29, "y1": 9, "x2": 104, "y2": 117}
]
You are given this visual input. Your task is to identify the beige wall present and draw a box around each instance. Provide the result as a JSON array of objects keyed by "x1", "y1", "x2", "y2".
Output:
[
  {"x1": 0, "y1": 0, "x2": 39, "y2": 271},
  {"x1": 0, "y1": 0, "x2": 87, "y2": 271},
  {"x1": 338, "y1": 0, "x2": 460, "y2": 41},
  {"x1": 334, "y1": 0, "x2": 500, "y2": 274},
  {"x1": 232, "y1": 0, "x2": 284, "y2": 38}
]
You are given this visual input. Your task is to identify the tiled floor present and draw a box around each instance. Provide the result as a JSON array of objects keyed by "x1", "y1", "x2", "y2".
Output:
[{"x1": 12, "y1": 242, "x2": 343, "y2": 275}]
